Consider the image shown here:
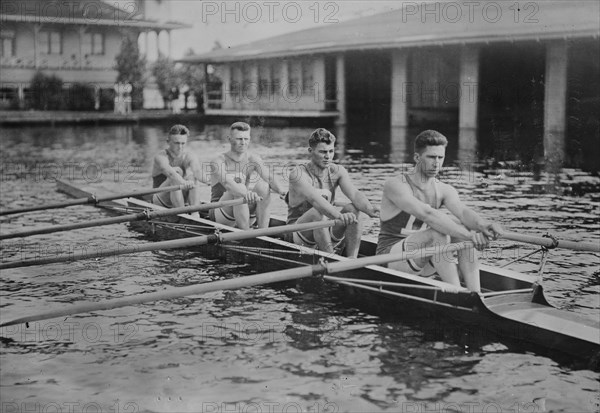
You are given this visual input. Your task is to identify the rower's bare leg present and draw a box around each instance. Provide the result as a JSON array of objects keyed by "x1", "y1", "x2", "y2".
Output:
[
  {"x1": 390, "y1": 229, "x2": 461, "y2": 287},
  {"x1": 165, "y1": 167, "x2": 186, "y2": 208},
  {"x1": 215, "y1": 192, "x2": 251, "y2": 229},
  {"x1": 428, "y1": 231, "x2": 461, "y2": 287},
  {"x1": 233, "y1": 200, "x2": 251, "y2": 229},
  {"x1": 332, "y1": 203, "x2": 362, "y2": 258},
  {"x1": 295, "y1": 208, "x2": 334, "y2": 254},
  {"x1": 455, "y1": 244, "x2": 481, "y2": 292},
  {"x1": 253, "y1": 181, "x2": 272, "y2": 229}
]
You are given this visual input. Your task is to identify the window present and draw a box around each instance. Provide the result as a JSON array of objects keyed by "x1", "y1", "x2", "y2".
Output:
[
  {"x1": 287, "y1": 59, "x2": 302, "y2": 97},
  {"x1": 258, "y1": 61, "x2": 270, "y2": 96},
  {"x1": 302, "y1": 59, "x2": 314, "y2": 93},
  {"x1": 1, "y1": 37, "x2": 14, "y2": 57},
  {"x1": 230, "y1": 64, "x2": 241, "y2": 97},
  {"x1": 1, "y1": 30, "x2": 15, "y2": 57},
  {"x1": 40, "y1": 30, "x2": 62, "y2": 54},
  {"x1": 83, "y1": 32, "x2": 105, "y2": 55},
  {"x1": 270, "y1": 61, "x2": 280, "y2": 96}
]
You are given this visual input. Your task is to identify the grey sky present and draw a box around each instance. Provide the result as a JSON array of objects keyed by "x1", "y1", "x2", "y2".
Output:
[{"x1": 162, "y1": 1, "x2": 401, "y2": 58}]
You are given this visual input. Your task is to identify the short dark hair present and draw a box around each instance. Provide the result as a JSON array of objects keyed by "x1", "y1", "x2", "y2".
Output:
[
  {"x1": 308, "y1": 128, "x2": 336, "y2": 148},
  {"x1": 230, "y1": 121, "x2": 250, "y2": 132},
  {"x1": 168, "y1": 124, "x2": 189, "y2": 136},
  {"x1": 414, "y1": 130, "x2": 448, "y2": 153}
]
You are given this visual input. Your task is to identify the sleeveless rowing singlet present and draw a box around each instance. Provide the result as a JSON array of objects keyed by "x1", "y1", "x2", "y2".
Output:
[
  {"x1": 152, "y1": 149, "x2": 190, "y2": 188},
  {"x1": 210, "y1": 153, "x2": 250, "y2": 202},
  {"x1": 287, "y1": 163, "x2": 337, "y2": 224},
  {"x1": 376, "y1": 175, "x2": 442, "y2": 254}
]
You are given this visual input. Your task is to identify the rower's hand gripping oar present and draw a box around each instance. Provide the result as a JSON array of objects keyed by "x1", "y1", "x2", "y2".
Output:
[
  {"x1": 401, "y1": 228, "x2": 599, "y2": 253},
  {"x1": 0, "y1": 198, "x2": 247, "y2": 240},
  {"x1": 0, "y1": 242, "x2": 472, "y2": 328},
  {"x1": 0, "y1": 219, "x2": 344, "y2": 270},
  {"x1": 0, "y1": 184, "x2": 186, "y2": 216}
]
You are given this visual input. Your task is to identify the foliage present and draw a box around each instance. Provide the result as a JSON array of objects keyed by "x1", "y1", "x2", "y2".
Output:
[
  {"x1": 115, "y1": 35, "x2": 146, "y2": 109},
  {"x1": 151, "y1": 55, "x2": 180, "y2": 108},
  {"x1": 30, "y1": 71, "x2": 64, "y2": 110},
  {"x1": 66, "y1": 83, "x2": 96, "y2": 111}
]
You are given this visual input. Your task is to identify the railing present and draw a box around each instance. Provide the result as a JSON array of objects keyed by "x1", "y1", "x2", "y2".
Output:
[
  {"x1": 0, "y1": 56, "x2": 113, "y2": 70},
  {"x1": 207, "y1": 90, "x2": 222, "y2": 109}
]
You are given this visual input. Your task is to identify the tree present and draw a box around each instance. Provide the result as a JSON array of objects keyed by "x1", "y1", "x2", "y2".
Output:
[
  {"x1": 151, "y1": 55, "x2": 179, "y2": 109},
  {"x1": 115, "y1": 35, "x2": 146, "y2": 110},
  {"x1": 30, "y1": 71, "x2": 64, "y2": 110}
]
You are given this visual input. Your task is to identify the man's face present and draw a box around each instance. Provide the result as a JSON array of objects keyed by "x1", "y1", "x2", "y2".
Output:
[
  {"x1": 415, "y1": 145, "x2": 445, "y2": 177},
  {"x1": 230, "y1": 129, "x2": 251, "y2": 154},
  {"x1": 167, "y1": 134, "x2": 188, "y2": 156},
  {"x1": 309, "y1": 142, "x2": 335, "y2": 169}
]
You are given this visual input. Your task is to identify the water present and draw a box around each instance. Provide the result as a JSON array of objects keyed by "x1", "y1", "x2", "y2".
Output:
[{"x1": 0, "y1": 123, "x2": 599, "y2": 412}]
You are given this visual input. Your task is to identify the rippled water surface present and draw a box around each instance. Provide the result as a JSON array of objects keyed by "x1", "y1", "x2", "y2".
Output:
[{"x1": 0, "y1": 123, "x2": 599, "y2": 412}]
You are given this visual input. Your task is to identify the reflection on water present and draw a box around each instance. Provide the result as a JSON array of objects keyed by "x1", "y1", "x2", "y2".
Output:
[{"x1": 0, "y1": 122, "x2": 599, "y2": 411}]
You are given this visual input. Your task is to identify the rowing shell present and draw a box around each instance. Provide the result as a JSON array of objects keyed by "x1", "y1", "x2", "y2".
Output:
[{"x1": 55, "y1": 179, "x2": 600, "y2": 362}]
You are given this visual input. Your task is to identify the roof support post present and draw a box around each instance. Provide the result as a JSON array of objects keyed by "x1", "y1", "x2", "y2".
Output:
[
  {"x1": 458, "y1": 45, "x2": 480, "y2": 162},
  {"x1": 335, "y1": 54, "x2": 346, "y2": 126},
  {"x1": 543, "y1": 40, "x2": 568, "y2": 171},
  {"x1": 390, "y1": 49, "x2": 408, "y2": 128}
]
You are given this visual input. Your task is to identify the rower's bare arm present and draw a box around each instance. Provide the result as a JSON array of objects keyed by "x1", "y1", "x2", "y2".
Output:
[
  {"x1": 252, "y1": 154, "x2": 286, "y2": 196},
  {"x1": 441, "y1": 184, "x2": 503, "y2": 239},
  {"x1": 189, "y1": 156, "x2": 210, "y2": 185},
  {"x1": 293, "y1": 173, "x2": 342, "y2": 220},
  {"x1": 209, "y1": 157, "x2": 247, "y2": 197},
  {"x1": 338, "y1": 167, "x2": 379, "y2": 217},
  {"x1": 154, "y1": 154, "x2": 187, "y2": 186},
  {"x1": 383, "y1": 179, "x2": 470, "y2": 240}
]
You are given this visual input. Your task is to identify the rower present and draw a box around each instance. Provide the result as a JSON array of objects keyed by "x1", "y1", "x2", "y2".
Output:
[
  {"x1": 285, "y1": 128, "x2": 378, "y2": 258},
  {"x1": 376, "y1": 129, "x2": 503, "y2": 292},
  {"x1": 151, "y1": 124, "x2": 207, "y2": 216},
  {"x1": 208, "y1": 122, "x2": 286, "y2": 229}
]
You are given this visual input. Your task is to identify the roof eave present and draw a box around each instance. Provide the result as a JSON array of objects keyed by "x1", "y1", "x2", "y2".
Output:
[
  {"x1": 178, "y1": 29, "x2": 600, "y2": 64},
  {"x1": 0, "y1": 14, "x2": 190, "y2": 30}
]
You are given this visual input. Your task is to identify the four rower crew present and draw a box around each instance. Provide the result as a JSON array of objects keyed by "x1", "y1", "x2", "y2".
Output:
[
  {"x1": 151, "y1": 123, "x2": 500, "y2": 291},
  {"x1": 285, "y1": 128, "x2": 379, "y2": 258},
  {"x1": 208, "y1": 122, "x2": 286, "y2": 229},
  {"x1": 376, "y1": 130, "x2": 503, "y2": 292},
  {"x1": 151, "y1": 124, "x2": 207, "y2": 215}
]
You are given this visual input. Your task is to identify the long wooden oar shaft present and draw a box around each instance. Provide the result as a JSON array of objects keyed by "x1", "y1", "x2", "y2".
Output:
[
  {"x1": 0, "y1": 266, "x2": 318, "y2": 328},
  {"x1": 0, "y1": 184, "x2": 184, "y2": 216},
  {"x1": 0, "y1": 198, "x2": 246, "y2": 240},
  {"x1": 0, "y1": 242, "x2": 471, "y2": 327},
  {"x1": 503, "y1": 231, "x2": 599, "y2": 253},
  {"x1": 0, "y1": 219, "x2": 342, "y2": 270}
]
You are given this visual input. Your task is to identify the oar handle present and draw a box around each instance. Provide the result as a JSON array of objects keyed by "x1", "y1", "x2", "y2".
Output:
[{"x1": 503, "y1": 231, "x2": 599, "y2": 253}]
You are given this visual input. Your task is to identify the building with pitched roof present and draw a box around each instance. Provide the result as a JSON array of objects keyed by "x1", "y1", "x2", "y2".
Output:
[
  {"x1": 0, "y1": 0, "x2": 188, "y2": 109},
  {"x1": 181, "y1": 1, "x2": 599, "y2": 167}
]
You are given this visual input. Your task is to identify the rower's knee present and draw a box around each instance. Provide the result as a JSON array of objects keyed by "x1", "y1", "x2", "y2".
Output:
[{"x1": 253, "y1": 181, "x2": 271, "y2": 202}]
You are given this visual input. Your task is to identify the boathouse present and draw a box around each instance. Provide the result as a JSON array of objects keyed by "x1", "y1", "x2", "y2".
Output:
[
  {"x1": 0, "y1": 0, "x2": 188, "y2": 109},
  {"x1": 181, "y1": 1, "x2": 599, "y2": 168}
]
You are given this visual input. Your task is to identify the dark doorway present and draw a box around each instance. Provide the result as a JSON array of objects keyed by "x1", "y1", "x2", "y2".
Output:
[
  {"x1": 478, "y1": 43, "x2": 546, "y2": 165},
  {"x1": 567, "y1": 39, "x2": 600, "y2": 171},
  {"x1": 344, "y1": 51, "x2": 392, "y2": 154}
]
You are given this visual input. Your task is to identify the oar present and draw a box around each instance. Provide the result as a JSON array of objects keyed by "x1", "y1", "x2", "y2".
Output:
[
  {"x1": 0, "y1": 198, "x2": 246, "y2": 240},
  {"x1": 0, "y1": 242, "x2": 472, "y2": 327},
  {"x1": 0, "y1": 219, "x2": 343, "y2": 270},
  {"x1": 401, "y1": 228, "x2": 599, "y2": 253},
  {"x1": 0, "y1": 184, "x2": 185, "y2": 216},
  {"x1": 502, "y1": 231, "x2": 599, "y2": 253}
]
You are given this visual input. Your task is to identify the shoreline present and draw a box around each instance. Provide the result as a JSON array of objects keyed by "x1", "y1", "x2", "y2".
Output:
[{"x1": 0, "y1": 109, "x2": 204, "y2": 126}]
